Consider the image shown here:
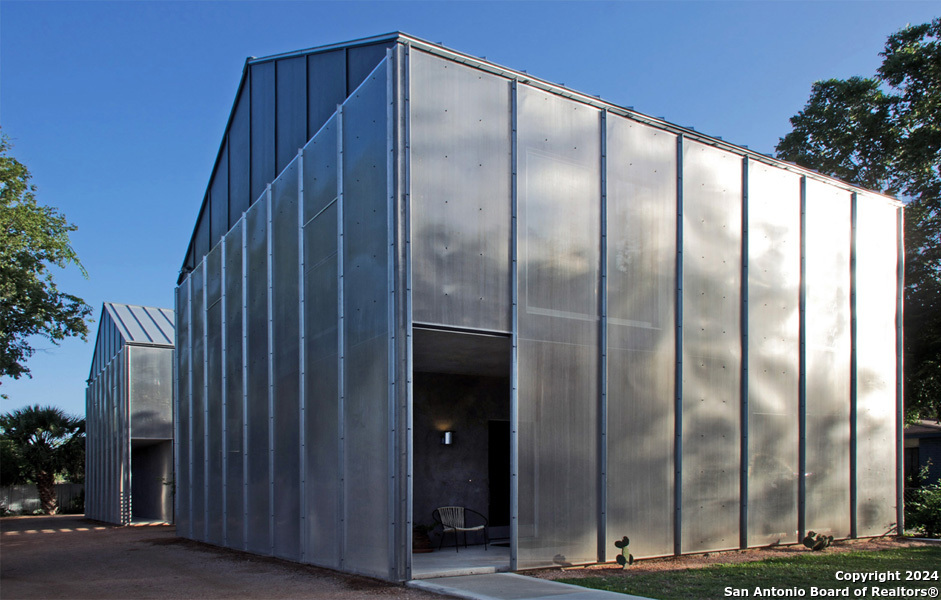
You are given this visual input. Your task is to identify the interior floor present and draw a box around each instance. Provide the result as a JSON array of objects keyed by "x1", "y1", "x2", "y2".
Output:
[{"x1": 411, "y1": 545, "x2": 511, "y2": 579}]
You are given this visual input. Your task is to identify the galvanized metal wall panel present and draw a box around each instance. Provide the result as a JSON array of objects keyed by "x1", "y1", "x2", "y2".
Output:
[
  {"x1": 206, "y1": 246, "x2": 225, "y2": 544},
  {"x1": 409, "y1": 50, "x2": 511, "y2": 331},
  {"x1": 119, "y1": 350, "x2": 131, "y2": 524},
  {"x1": 303, "y1": 115, "x2": 338, "y2": 223},
  {"x1": 681, "y1": 140, "x2": 742, "y2": 553},
  {"x1": 746, "y1": 162, "x2": 800, "y2": 546},
  {"x1": 229, "y1": 84, "x2": 251, "y2": 228},
  {"x1": 304, "y1": 222, "x2": 340, "y2": 567},
  {"x1": 223, "y1": 220, "x2": 245, "y2": 548},
  {"x1": 86, "y1": 383, "x2": 95, "y2": 520},
  {"x1": 276, "y1": 58, "x2": 308, "y2": 173},
  {"x1": 211, "y1": 143, "x2": 229, "y2": 246},
  {"x1": 854, "y1": 193, "x2": 898, "y2": 536},
  {"x1": 194, "y1": 205, "x2": 210, "y2": 262},
  {"x1": 301, "y1": 119, "x2": 340, "y2": 568},
  {"x1": 804, "y1": 179, "x2": 851, "y2": 539},
  {"x1": 84, "y1": 386, "x2": 92, "y2": 519},
  {"x1": 95, "y1": 376, "x2": 100, "y2": 520},
  {"x1": 129, "y1": 347, "x2": 173, "y2": 440},
  {"x1": 251, "y1": 62, "x2": 276, "y2": 204},
  {"x1": 517, "y1": 86, "x2": 600, "y2": 569},
  {"x1": 605, "y1": 116, "x2": 676, "y2": 558},
  {"x1": 245, "y1": 196, "x2": 271, "y2": 554},
  {"x1": 307, "y1": 51, "x2": 346, "y2": 141},
  {"x1": 271, "y1": 161, "x2": 301, "y2": 560},
  {"x1": 90, "y1": 382, "x2": 98, "y2": 520},
  {"x1": 341, "y1": 66, "x2": 392, "y2": 578},
  {"x1": 106, "y1": 363, "x2": 113, "y2": 522},
  {"x1": 347, "y1": 44, "x2": 390, "y2": 96},
  {"x1": 176, "y1": 281, "x2": 191, "y2": 535},
  {"x1": 190, "y1": 264, "x2": 207, "y2": 540}
]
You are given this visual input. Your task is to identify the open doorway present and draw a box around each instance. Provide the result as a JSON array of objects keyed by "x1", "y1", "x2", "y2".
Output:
[
  {"x1": 130, "y1": 439, "x2": 173, "y2": 524},
  {"x1": 411, "y1": 326, "x2": 511, "y2": 578}
]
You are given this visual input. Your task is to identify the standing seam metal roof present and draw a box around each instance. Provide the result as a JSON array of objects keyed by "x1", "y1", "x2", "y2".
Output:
[
  {"x1": 103, "y1": 303, "x2": 174, "y2": 346},
  {"x1": 87, "y1": 302, "x2": 175, "y2": 383}
]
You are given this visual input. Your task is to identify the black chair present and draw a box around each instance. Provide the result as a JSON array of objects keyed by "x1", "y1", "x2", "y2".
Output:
[{"x1": 432, "y1": 506, "x2": 489, "y2": 552}]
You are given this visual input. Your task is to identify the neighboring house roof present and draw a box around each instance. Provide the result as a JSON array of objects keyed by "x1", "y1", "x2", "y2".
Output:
[
  {"x1": 87, "y1": 303, "x2": 175, "y2": 382},
  {"x1": 905, "y1": 419, "x2": 941, "y2": 439}
]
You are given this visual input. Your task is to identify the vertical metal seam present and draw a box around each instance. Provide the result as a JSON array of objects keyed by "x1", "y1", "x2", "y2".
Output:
[
  {"x1": 222, "y1": 235, "x2": 228, "y2": 546},
  {"x1": 242, "y1": 212, "x2": 249, "y2": 551},
  {"x1": 273, "y1": 61, "x2": 279, "y2": 185},
  {"x1": 266, "y1": 183, "x2": 275, "y2": 555},
  {"x1": 226, "y1": 125, "x2": 231, "y2": 229},
  {"x1": 125, "y1": 347, "x2": 131, "y2": 524},
  {"x1": 674, "y1": 134, "x2": 684, "y2": 556},
  {"x1": 740, "y1": 157, "x2": 749, "y2": 550},
  {"x1": 402, "y1": 41, "x2": 414, "y2": 582},
  {"x1": 203, "y1": 258, "x2": 210, "y2": 541},
  {"x1": 337, "y1": 103, "x2": 347, "y2": 569},
  {"x1": 173, "y1": 287, "x2": 180, "y2": 528},
  {"x1": 385, "y1": 52, "x2": 397, "y2": 581},
  {"x1": 849, "y1": 192, "x2": 858, "y2": 539},
  {"x1": 128, "y1": 349, "x2": 132, "y2": 523},
  {"x1": 509, "y1": 78, "x2": 520, "y2": 572},
  {"x1": 297, "y1": 147, "x2": 307, "y2": 561},
  {"x1": 798, "y1": 176, "x2": 808, "y2": 541},
  {"x1": 187, "y1": 274, "x2": 195, "y2": 539},
  {"x1": 247, "y1": 67, "x2": 254, "y2": 220},
  {"x1": 598, "y1": 109, "x2": 608, "y2": 563},
  {"x1": 895, "y1": 208, "x2": 905, "y2": 533}
]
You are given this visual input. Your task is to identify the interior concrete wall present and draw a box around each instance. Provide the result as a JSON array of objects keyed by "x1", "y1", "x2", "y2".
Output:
[
  {"x1": 412, "y1": 372, "x2": 509, "y2": 543},
  {"x1": 131, "y1": 441, "x2": 173, "y2": 522}
]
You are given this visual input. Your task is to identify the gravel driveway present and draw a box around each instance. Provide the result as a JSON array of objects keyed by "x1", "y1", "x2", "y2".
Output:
[{"x1": 1, "y1": 515, "x2": 444, "y2": 599}]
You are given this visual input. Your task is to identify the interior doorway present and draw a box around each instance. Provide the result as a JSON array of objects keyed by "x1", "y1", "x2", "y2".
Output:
[{"x1": 411, "y1": 326, "x2": 512, "y2": 578}]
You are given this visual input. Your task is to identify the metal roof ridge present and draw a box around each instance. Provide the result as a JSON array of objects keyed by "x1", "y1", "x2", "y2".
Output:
[{"x1": 246, "y1": 31, "x2": 405, "y2": 65}]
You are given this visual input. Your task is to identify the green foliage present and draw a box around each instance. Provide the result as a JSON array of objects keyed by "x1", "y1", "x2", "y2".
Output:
[
  {"x1": 906, "y1": 477, "x2": 941, "y2": 538},
  {"x1": 0, "y1": 132, "x2": 92, "y2": 383},
  {"x1": 613, "y1": 535, "x2": 634, "y2": 567},
  {"x1": 776, "y1": 19, "x2": 941, "y2": 423},
  {"x1": 0, "y1": 405, "x2": 84, "y2": 514},
  {"x1": 0, "y1": 436, "x2": 25, "y2": 485},
  {"x1": 801, "y1": 531, "x2": 834, "y2": 551}
]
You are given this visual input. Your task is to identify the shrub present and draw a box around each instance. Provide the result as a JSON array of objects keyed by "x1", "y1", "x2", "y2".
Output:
[{"x1": 907, "y1": 481, "x2": 941, "y2": 538}]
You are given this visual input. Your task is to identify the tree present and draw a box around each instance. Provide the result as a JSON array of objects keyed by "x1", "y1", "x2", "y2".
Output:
[
  {"x1": 0, "y1": 437, "x2": 26, "y2": 486},
  {"x1": 0, "y1": 405, "x2": 84, "y2": 514},
  {"x1": 0, "y1": 131, "x2": 92, "y2": 383},
  {"x1": 776, "y1": 18, "x2": 941, "y2": 423}
]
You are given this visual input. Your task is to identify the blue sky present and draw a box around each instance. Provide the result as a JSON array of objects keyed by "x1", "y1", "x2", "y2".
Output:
[{"x1": 1, "y1": 0, "x2": 938, "y2": 418}]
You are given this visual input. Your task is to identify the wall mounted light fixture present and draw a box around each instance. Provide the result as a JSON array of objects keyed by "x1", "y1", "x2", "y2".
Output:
[{"x1": 441, "y1": 430, "x2": 454, "y2": 446}]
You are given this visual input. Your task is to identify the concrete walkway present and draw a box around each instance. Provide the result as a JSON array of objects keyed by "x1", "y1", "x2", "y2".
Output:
[{"x1": 409, "y1": 572, "x2": 652, "y2": 600}]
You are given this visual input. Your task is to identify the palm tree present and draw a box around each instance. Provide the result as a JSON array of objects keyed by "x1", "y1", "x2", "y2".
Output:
[{"x1": 0, "y1": 405, "x2": 84, "y2": 514}]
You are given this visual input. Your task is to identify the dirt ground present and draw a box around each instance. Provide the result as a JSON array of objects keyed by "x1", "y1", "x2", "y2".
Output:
[
  {"x1": 0, "y1": 515, "x2": 443, "y2": 600},
  {"x1": 530, "y1": 536, "x2": 939, "y2": 581}
]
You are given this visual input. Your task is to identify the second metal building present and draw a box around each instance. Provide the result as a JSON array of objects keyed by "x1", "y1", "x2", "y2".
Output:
[{"x1": 175, "y1": 33, "x2": 903, "y2": 581}]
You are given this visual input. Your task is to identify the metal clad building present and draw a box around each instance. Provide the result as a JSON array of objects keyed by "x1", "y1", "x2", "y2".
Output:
[
  {"x1": 86, "y1": 303, "x2": 175, "y2": 525},
  {"x1": 175, "y1": 33, "x2": 903, "y2": 581}
]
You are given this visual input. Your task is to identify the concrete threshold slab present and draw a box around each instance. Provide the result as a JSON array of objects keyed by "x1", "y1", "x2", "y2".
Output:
[
  {"x1": 411, "y1": 564, "x2": 509, "y2": 580},
  {"x1": 408, "y1": 572, "x2": 652, "y2": 600}
]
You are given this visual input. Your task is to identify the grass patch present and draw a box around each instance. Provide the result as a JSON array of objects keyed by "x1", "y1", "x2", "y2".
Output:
[{"x1": 558, "y1": 546, "x2": 941, "y2": 599}]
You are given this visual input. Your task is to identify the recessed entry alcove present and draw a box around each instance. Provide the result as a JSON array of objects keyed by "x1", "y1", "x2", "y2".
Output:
[{"x1": 412, "y1": 326, "x2": 511, "y2": 577}]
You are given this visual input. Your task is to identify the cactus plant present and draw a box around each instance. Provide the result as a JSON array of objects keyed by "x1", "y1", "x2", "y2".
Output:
[{"x1": 614, "y1": 535, "x2": 634, "y2": 568}]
